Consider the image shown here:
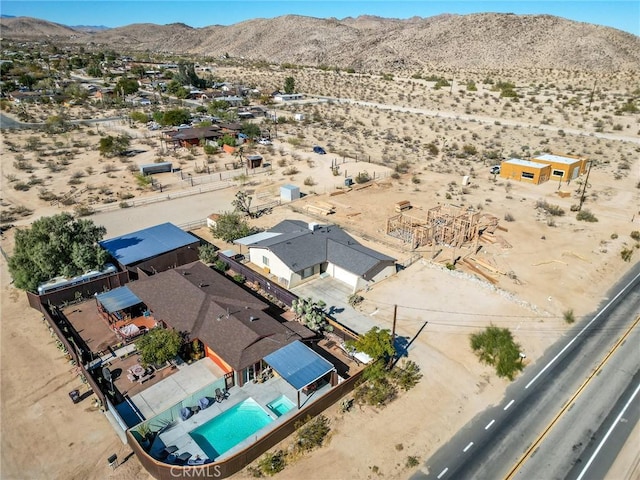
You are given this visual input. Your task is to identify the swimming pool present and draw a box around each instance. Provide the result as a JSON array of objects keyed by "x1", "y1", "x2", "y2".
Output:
[
  {"x1": 266, "y1": 395, "x2": 295, "y2": 417},
  {"x1": 189, "y1": 398, "x2": 273, "y2": 459}
]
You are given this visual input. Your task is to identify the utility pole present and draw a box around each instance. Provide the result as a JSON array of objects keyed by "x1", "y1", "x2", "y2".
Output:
[
  {"x1": 390, "y1": 304, "x2": 398, "y2": 365},
  {"x1": 578, "y1": 160, "x2": 594, "y2": 211}
]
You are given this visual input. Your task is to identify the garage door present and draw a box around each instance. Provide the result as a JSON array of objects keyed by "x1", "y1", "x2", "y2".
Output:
[{"x1": 332, "y1": 264, "x2": 358, "y2": 289}]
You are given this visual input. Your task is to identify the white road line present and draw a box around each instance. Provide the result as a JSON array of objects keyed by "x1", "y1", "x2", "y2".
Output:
[
  {"x1": 525, "y1": 273, "x2": 639, "y2": 390},
  {"x1": 504, "y1": 399, "x2": 515, "y2": 411},
  {"x1": 576, "y1": 382, "x2": 640, "y2": 480},
  {"x1": 485, "y1": 419, "x2": 495, "y2": 430},
  {"x1": 437, "y1": 467, "x2": 449, "y2": 479},
  {"x1": 463, "y1": 442, "x2": 474, "y2": 452}
]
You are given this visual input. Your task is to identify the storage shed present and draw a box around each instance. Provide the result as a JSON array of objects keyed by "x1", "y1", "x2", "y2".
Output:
[
  {"x1": 280, "y1": 184, "x2": 300, "y2": 202},
  {"x1": 500, "y1": 158, "x2": 551, "y2": 185}
]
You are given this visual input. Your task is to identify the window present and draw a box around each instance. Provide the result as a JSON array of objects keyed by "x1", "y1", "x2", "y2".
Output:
[
  {"x1": 521, "y1": 171, "x2": 535, "y2": 179},
  {"x1": 552, "y1": 169, "x2": 564, "y2": 177},
  {"x1": 301, "y1": 266, "x2": 315, "y2": 279},
  {"x1": 262, "y1": 256, "x2": 269, "y2": 267}
]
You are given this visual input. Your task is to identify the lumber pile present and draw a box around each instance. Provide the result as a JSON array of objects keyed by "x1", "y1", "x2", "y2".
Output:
[
  {"x1": 462, "y1": 259, "x2": 498, "y2": 284},
  {"x1": 306, "y1": 203, "x2": 335, "y2": 216}
]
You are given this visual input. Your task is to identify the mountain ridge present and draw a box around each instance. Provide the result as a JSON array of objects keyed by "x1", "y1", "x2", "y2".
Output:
[{"x1": 1, "y1": 13, "x2": 638, "y2": 71}]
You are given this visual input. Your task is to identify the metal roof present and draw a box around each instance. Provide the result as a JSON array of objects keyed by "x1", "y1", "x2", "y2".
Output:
[
  {"x1": 234, "y1": 231, "x2": 281, "y2": 246},
  {"x1": 504, "y1": 158, "x2": 549, "y2": 169},
  {"x1": 264, "y1": 340, "x2": 335, "y2": 390},
  {"x1": 533, "y1": 153, "x2": 581, "y2": 165},
  {"x1": 96, "y1": 286, "x2": 142, "y2": 313},
  {"x1": 99, "y1": 222, "x2": 199, "y2": 266}
]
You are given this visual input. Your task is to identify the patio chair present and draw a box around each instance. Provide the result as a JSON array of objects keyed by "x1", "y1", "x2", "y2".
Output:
[
  {"x1": 198, "y1": 397, "x2": 211, "y2": 410},
  {"x1": 215, "y1": 388, "x2": 228, "y2": 402},
  {"x1": 176, "y1": 452, "x2": 192, "y2": 465},
  {"x1": 180, "y1": 407, "x2": 193, "y2": 421},
  {"x1": 158, "y1": 445, "x2": 178, "y2": 460},
  {"x1": 127, "y1": 373, "x2": 137, "y2": 382}
]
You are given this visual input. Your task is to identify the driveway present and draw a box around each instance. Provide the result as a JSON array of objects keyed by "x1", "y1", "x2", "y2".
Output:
[{"x1": 291, "y1": 276, "x2": 385, "y2": 335}]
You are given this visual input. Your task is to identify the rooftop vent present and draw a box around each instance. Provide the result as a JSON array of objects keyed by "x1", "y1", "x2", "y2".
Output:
[
  {"x1": 249, "y1": 316, "x2": 258, "y2": 322},
  {"x1": 308, "y1": 222, "x2": 319, "y2": 231}
]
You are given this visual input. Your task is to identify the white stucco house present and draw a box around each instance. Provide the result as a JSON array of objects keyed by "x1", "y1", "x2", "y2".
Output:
[{"x1": 235, "y1": 220, "x2": 396, "y2": 293}]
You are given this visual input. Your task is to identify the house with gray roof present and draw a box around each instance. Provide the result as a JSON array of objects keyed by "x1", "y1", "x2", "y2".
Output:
[
  {"x1": 237, "y1": 220, "x2": 396, "y2": 292},
  {"x1": 128, "y1": 261, "x2": 314, "y2": 387}
]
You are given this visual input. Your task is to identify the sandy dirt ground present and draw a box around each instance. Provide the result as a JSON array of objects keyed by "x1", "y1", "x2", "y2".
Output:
[{"x1": 1, "y1": 70, "x2": 639, "y2": 480}]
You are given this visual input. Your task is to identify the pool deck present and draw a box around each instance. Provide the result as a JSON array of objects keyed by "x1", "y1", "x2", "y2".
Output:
[{"x1": 151, "y1": 375, "x2": 333, "y2": 463}]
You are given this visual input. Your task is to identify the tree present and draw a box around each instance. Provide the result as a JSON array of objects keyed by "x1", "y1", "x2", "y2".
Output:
[
  {"x1": 8, "y1": 213, "x2": 108, "y2": 292},
  {"x1": 232, "y1": 190, "x2": 254, "y2": 217},
  {"x1": 241, "y1": 121, "x2": 261, "y2": 139},
  {"x1": 210, "y1": 211, "x2": 254, "y2": 242},
  {"x1": 159, "y1": 109, "x2": 190, "y2": 126},
  {"x1": 470, "y1": 325, "x2": 524, "y2": 380},
  {"x1": 115, "y1": 76, "x2": 139, "y2": 95},
  {"x1": 284, "y1": 76, "x2": 295, "y2": 94},
  {"x1": 136, "y1": 328, "x2": 182, "y2": 367},
  {"x1": 347, "y1": 327, "x2": 394, "y2": 361},
  {"x1": 291, "y1": 297, "x2": 331, "y2": 333},
  {"x1": 99, "y1": 134, "x2": 131, "y2": 157}
]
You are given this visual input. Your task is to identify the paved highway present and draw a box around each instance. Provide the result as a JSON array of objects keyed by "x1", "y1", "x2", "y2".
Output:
[{"x1": 413, "y1": 263, "x2": 640, "y2": 480}]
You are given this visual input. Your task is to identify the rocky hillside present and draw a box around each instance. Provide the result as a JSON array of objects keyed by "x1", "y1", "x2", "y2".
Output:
[{"x1": 2, "y1": 13, "x2": 639, "y2": 71}]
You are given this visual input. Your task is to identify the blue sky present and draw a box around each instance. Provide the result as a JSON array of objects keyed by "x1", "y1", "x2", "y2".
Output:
[{"x1": 2, "y1": 1, "x2": 638, "y2": 35}]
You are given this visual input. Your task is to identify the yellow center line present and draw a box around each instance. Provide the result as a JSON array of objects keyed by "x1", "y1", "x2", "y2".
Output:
[{"x1": 504, "y1": 315, "x2": 640, "y2": 480}]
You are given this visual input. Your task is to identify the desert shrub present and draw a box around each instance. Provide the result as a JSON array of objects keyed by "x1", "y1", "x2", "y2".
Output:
[
  {"x1": 294, "y1": 415, "x2": 330, "y2": 452},
  {"x1": 406, "y1": 456, "x2": 420, "y2": 468},
  {"x1": 504, "y1": 212, "x2": 515, "y2": 222},
  {"x1": 391, "y1": 172, "x2": 401, "y2": 179},
  {"x1": 203, "y1": 144, "x2": 217, "y2": 155},
  {"x1": 354, "y1": 376, "x2": 397, "y2": 406},
  {"x1": 348, "y1": 294, "x2": 364, "y2": 307},
  {"x1": 445, "y1": 262, "x2": 455, "y2": 270},
  {"x1": 303, "y1": 176, "x2": 316, "y2": 186},
  {"x1": 611, "y1": 233, "x2": 618, "y2": 240},
  {"x1": 390, "y1": 359, "x2": 422, "y2": 391},
  {"x1": 395, "y1": 161, "x2": 410, "y2": 174},
  {"x1": 536, "y1": 200, "x2": 565, "y2": 216},
  {"x1": 630, "y1": 231, "x2": 640, "y2": 241},
  {"x1": 256, "y1": 450, "x2": 286, "y2": 476},
  {"x1": 354, "y1": 171, "x2": 371, "y2": 184},
  {"x1": 13, "y1": 182, "x2": 30, "y2": 191},
  {"x1": 283, "y1": 166, "x2": 299, "y2": 175},
  {"x1": 563, "y1": 309, "x2": 575, "y2": 324},
  {"x1": 620, "y1": 247, "x2": 634, "y2": 262},
  {"x1": 470, "y1": 325, "x2": 524, "y2": 380},
  {"x1": 74, "y1": 205, "x2": 95, "y2": 217},
  {"x1": 576, "y1": 209, "x2": 598, "y2": 222},
  {"x1": 411, "y1": 175, "x2": 421, "y2": 184}
]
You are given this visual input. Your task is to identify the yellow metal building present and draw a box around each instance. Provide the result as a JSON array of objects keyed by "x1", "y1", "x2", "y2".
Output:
[
  {"x1": 499, "y1": 158, "x2": 551, "y2": 185},
  {"x1": 531, "y1": 153, "x2": 587, "y2": 182}
]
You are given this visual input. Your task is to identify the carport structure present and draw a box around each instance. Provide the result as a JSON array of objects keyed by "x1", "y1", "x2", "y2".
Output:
[{"x1": 264, "y1": 340, "x2": 337, "y2": 408}]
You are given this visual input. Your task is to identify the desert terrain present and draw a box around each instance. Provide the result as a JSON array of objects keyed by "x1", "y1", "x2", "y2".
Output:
[{"x1": 1, "y1": 14, "x2": 640, "y2": 480}]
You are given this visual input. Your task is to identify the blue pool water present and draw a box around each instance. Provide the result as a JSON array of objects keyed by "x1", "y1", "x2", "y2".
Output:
[
  {"x1": 189, "y1": 398, "x2": 273, "y2": 459},
  {"x1": 266, "y1": 395, "x2": 295, "y2": 417}
]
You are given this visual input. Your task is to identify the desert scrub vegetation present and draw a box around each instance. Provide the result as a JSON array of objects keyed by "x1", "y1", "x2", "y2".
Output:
[
  {"x1": 536, "y1": 200, "x2": 565, "y2": 216},
  {"x1": 470, "y1": 325, "x2": 524, "y2": 380},
  {"x1": 576, "y1": 209, "x2": 598, "y2": 222},
  {"x1": 248, "y1": 415, "x2": 331, "y2": 477}
]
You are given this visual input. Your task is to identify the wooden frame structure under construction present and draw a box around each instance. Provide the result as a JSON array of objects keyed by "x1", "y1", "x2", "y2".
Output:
[{"x1": 386, "y1": 204, "x2": 499, "y2": 250}]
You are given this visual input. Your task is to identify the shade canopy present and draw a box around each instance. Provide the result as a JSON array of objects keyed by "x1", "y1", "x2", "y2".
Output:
[
  {"x1": 96, "y1": 286, "x2": 142, "y2": 313},
  {"x1": 264, "y1": 340, "x2": 334, "y2": 391}
]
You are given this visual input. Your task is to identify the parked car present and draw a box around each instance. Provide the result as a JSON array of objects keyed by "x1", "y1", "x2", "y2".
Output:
[
  {"x1": 68, "y1": 389, "x2": 81, "y2": 404},
  {"x1": 313, "y1": 145, "x2": 327, "y2": 155},
  {"x1": 490, "y1": 165, "x2": 501, "y2": 175},
  {"x1": 258, "y1": 138, "x2": 272, "y2": 145}
]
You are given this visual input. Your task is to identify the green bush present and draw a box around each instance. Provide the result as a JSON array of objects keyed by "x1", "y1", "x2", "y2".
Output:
[
  {"x1": 198, "y1": 244, "x2": 218, "y2": 264},
  {"x1": 390, "y1": 360, "x2": 423, "y2": 391},
  {"x1": 406, "y1": 456, "x2": 420, "y2": 468},
  {"x1": 630, "y1": 231, "x2": 640, "y2": 241},
  {"x1": 470, "y1": 325, "x2": 524, "y2": 380},
  {"x1": 563, "y1": 309, "x2": 575, "y2": 324},
  {"x1": 213, "y1": 259, "x2": 229, "y2": 272},
  {"x1": 621, "y1": 247, "x2": 634, "y2": 262},
  {"x1": 233, "y1": 274, "x2": 245, "y2": 283}
]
